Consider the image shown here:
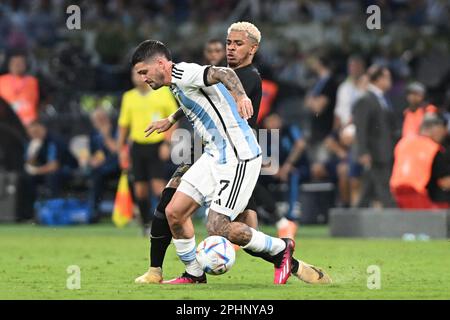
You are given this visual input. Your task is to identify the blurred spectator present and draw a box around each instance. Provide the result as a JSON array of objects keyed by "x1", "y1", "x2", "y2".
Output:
[
  {"x1": 261, "y1": 112, "x2": 309, "y2": 236},
  {"x1": 203, "y1": 39, "x2": 226, "y2": 66},
  {"x1": 331, "y1": 55, "x2": 368, "y2": 207},
  {"x1": 23, "y1": 120, "x2": 78, "y2": 211},
  {"x1": 260, "y1": 112, "x2": 309, "y2": 237},
  {"x1": 117, "y1": 70, "x2": 178, "y2": 234},
  {"x1": 0, "y1": 96, "x2": 27, "y2": 171},
  {"x1": 334, "y1": 55, "x2": 367, "y2": 128},
  {"x1": 86, "y1": 108, "x2": 120, "y2": 222},
  {"x1": 391, "y1": 113, "x2": 450, "y2": 208},
  {"x1": 352, "y1": 65, "x2": 397, "y2": 208},
  {"x1": 304, "y1": 54, "x2": 338, "y2": 183},
  {"x1": 401, "y1": 81, "x2": 438, "y2": 137},
  {"x1": 0, "y1": 51, "x2": 39, "y2": 125},
  {"x1": 0, "y1": 0, "x2": 448, "y2": 220}
]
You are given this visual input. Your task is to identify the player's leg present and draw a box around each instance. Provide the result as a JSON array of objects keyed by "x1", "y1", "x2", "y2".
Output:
[
  {"x1": 235, "y1": 191, "x2": 331, "y2": 284},
  {"x1": 206, "y1": 209, "x2": 294, "y2": 284},
  {"x1": 207, "y1": 156, "x2": 295, "y2": 284},
  {"x1": 235, "y1": 208, "x2": 278, "y2": 263},
  {"x1": 162, "y1": 154, "x2": 214, "y2": 284},
  {"x1": 163, "y1": 189, "x2": 205, "y2": 283},
  {"x1": 135, "y1": 164, "x2": 191, "y2": 284}
]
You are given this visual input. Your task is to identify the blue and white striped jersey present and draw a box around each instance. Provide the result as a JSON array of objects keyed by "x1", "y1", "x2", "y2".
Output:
[{"x1": 169, "y1": 62, "x2": 261, "y2": 163}]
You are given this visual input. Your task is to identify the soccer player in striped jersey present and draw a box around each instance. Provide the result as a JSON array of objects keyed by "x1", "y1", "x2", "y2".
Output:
[
  {"x1": 131, "y1": 38, "x2": 299, "y2": 284},
  {"x1": 135, "y1": 23, "x2": 331, "y2": 285}
]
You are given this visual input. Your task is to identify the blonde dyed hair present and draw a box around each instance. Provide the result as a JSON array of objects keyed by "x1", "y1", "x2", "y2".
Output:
[{"x1": 227, "y1": 21, "x2": 261, "y2": 44}]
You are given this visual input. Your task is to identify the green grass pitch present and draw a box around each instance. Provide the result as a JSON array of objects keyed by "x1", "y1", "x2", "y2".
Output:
[{"x1": 0, "y1": 220, "x2": 449, "y2": 300}]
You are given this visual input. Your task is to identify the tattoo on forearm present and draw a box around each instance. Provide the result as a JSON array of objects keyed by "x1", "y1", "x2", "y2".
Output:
[{"x1": 207, "y1": 67, "x2": 246, "y2": 98}]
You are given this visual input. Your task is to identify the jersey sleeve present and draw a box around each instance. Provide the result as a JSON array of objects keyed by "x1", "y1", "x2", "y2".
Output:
[{"x1": 171, "y1": 62, "x2": 211, "y2": 89}]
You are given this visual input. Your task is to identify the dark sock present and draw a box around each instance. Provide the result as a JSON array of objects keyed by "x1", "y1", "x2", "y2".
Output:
[
  {"x1": 291, "y1": 259, "x2": 299, "y2": 274},
  {"x1": 243, "y1": 249, "x2": 276, "y2": 264},
  {"x1": 137, "y1": 198, "x2": 151, "y2": 225},
  {"x1": 150, "y1": 188, "x2": 177, "y2": 268},
  {"x1": 244, "y1": 249, "x2": 298, "y2": 274},
  {"x1": 150, "y1": 213, "x2": 172, "y2": 268}
]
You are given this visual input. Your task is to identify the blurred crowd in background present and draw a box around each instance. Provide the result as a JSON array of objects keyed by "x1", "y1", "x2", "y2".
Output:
[{"x1": 1, "y1": 0, "x2": 450, "y2": 226}]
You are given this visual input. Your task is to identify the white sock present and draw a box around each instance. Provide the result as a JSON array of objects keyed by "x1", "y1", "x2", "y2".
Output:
[
  {"x1": 242, "y1": 228, "x2": 286, "y2": 256},
  {"x1": 173, "y1": 237, "x2": 204, "y2": 277}
]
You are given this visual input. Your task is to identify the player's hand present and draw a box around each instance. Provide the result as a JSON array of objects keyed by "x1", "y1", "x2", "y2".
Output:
[
  {"x1": 236, "y1": 96, "x2": 253, "y2": 120},
  {"x1": 144, "y1": 118, "x2": 173, "y2": 137}
]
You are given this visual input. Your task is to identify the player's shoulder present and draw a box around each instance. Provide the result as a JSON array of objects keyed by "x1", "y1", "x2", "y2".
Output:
[
  {"x1": 172, "y1": 62, "x2": 197, "y2": 84},
  {"x1": 173, "y1": 62, "x2": 204, "y2": 74}
]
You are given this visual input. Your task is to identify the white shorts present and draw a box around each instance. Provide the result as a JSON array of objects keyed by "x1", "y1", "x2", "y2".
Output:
[{"x1": 177, "y1": 153, "x2": 262, "y2": 221}]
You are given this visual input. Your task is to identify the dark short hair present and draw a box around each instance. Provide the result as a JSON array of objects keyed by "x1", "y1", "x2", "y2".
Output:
[
  {"x1": 367, "y1": 64, "x2": 389, "y2": 82},
  {"x1": 204, "y1": 39, "x2": 224, "y2": 50},
  {"x1": 206, "y1": 38, "x2": 223, "y2": 45},
  {"x1": 131, "y1": 40, "x2": 172, "y2": 67}
]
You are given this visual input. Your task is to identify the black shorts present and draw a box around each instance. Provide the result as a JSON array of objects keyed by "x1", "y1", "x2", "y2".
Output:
[
  {"x1": 130, "y1": 142, "x2": 165, "y2": 182},
  {"x1": 245, "y1": 190, "x2": 258, "y2": 212}
]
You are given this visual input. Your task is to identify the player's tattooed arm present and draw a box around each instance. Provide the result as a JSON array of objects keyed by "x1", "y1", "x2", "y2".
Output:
[
  {"x1": 206, "y1": 66, "x2": 246, "y2": 99},
  {"x1": 206, "y1": 66, "x2": 253, "y2": 119}
]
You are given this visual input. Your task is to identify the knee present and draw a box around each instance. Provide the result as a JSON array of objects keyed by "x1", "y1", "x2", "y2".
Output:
[{"x1": 165, "y1": 202, "x2": 183, "y2": 227}]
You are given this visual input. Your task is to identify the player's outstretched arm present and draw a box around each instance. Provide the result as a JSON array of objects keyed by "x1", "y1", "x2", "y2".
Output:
[
  {"x1": 144, "y1": 108, "x2": 184, "y2": 137},
  {"x1": 206, "y1": 66, "x2": 253, "y2": 120}
]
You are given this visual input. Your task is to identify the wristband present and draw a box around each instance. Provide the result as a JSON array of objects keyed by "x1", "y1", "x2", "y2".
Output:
[{"x1": 168, "y1": 114, "x2": 176, "y2": 124}]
